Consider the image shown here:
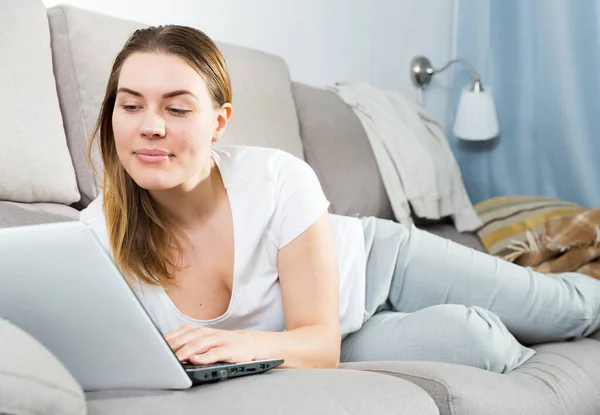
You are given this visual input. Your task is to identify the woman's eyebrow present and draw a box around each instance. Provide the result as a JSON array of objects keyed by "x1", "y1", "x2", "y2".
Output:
[{"x1": 116, "y1": 87, "x2": 198, "y2": 100}]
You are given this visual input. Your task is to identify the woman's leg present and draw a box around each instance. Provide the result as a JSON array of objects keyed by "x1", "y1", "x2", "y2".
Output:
[
  {"x1": 341, "y1": 306, "x2": 535, "y2": 373},
  {"x1": 361, "y1": 216, "x2": 600, "y2": 345}
]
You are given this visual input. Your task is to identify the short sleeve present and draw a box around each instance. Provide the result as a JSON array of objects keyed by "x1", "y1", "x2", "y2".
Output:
[{"x1": 272, "y1": 153, "x2": 331, "y2": 249}]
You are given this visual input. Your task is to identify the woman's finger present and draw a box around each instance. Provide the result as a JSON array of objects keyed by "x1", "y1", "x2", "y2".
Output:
[
  {"x1": 175, "y1": 336, "x2": 223, "y2": 362},
  {"x1": 190, "y1": 346, "x2": 232, "y2": 365},
  {"x1": 163, "y1": 324, "x2": 200, "y2": 342},
  {"x1": 167, "y1": 329, "x2": 203, "y2": 352},
  {"x1": 166, "y1": 326, "x2": 216, "y2": 351}
]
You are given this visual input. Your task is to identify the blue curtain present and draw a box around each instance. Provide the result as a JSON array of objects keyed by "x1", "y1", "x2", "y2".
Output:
[{"x1": 451, "y1": 0, "x2": 600, "y2": 207}]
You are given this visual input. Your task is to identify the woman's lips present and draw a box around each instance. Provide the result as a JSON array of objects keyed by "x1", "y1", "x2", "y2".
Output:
[
  {"x1": 136, "y1": 154, "x2": 170, "y2": 163},
  {"x1": 134, "y1": 149, "x2": 173, "y2": 164}
]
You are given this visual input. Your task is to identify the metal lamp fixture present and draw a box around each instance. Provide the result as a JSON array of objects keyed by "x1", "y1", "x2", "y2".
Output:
[{"x1": 410, "y1": 56, "x2": 499, "y2": 141}]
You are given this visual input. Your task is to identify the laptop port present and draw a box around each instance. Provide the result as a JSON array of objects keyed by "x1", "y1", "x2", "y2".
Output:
[
  {"x1": 211, "y1": 371, "x2": 217, "y2": 378},
  {"x1": 237, "y1": 367, "x2": 245, "y2": 373},
  {"x1": 259, "y1": 364, "x2": 265, "y2": 370},
  {"x1": 246, "y1": 367, "x2": 256, "y2": 372}
]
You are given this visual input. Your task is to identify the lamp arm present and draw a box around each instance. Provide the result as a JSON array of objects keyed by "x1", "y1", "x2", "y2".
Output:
[{"x1": 432, "y1": 58, "x2": 481, "y2": 82}]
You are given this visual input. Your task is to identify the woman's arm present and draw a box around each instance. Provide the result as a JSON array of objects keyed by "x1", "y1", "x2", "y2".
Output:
[
  {"x1": 245, "y1": 210, "x2": 341, "y2": 368},
  {"x1": 164, "y1": 210, "x2": 341, "y2": 369}
]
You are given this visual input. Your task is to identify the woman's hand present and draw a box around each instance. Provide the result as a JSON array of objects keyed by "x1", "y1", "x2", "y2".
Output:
[{"x1": 164, "y1": 325, "x2": 258, "y2": 365}]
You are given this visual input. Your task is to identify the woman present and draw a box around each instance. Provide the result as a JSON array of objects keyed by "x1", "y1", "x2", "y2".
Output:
[{"x1": 80, "y1": 24, "x2": 600, "y2": 374}]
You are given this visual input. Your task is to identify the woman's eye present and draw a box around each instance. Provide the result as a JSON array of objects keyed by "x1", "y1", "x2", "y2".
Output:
[
  {"x1": 168, "y1": 108, "x2": 190, "y2": 115},
  {"x1": 122, "y1": 105, "x2": 139, "y2": 111}
]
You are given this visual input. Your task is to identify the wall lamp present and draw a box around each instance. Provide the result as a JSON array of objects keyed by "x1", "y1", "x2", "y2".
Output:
[{"x1": 410, "y1": 56, "x2": 499, "y2": 141}]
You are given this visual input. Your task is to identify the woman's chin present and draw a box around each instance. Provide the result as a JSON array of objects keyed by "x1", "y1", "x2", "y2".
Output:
[{"x1": 131, "y1": 176, "x2": 177, "y2": 191}]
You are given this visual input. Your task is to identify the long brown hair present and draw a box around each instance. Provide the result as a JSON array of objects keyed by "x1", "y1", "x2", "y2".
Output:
[{"x1": 88, "y1": 25, "x2": 232, "y2": 286}]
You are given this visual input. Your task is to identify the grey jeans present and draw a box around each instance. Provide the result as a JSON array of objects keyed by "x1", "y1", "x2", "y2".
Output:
[{"x1": 340, "y1": 216, "x2": 600, "y2": 373}]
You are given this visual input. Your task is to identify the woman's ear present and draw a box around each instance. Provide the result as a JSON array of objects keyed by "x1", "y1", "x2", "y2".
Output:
[{"x1": 213, "y1": 103, "x2": 233, "y2": 140}]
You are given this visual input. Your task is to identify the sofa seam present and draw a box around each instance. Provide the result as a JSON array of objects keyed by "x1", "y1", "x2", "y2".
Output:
[
  {"x1": 367, "y1": 369, "x2": 454, "y2": 415},
  {"x1": 57, "y1": 6, "x2": 93, "y2": 205},
  {"x1": 0, "y1": 368, "x2": 84, "y2": 401}
]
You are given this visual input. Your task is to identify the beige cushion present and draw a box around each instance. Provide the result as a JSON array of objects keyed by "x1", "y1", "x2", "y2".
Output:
[
  {"x1": 87, "y1": 368, "x2": 438, "y2": 414},
  {"x1": 0, "y1": 318, "x2": 86, "y2": 415},
  {"x1": 0, "y1": 201, "x2": 79, "y2": 228},
  {"x1": 0, "y1": 0, "x2": 79, "y2": 204},
  {"x1": 341, "y1": 338, "x2": 600, "y2": 415},
  {"x1": 47, "y1": 5, "x2": 304, "y2": 207}
]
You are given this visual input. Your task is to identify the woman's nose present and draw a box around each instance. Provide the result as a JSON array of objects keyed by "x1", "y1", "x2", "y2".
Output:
[{"x1": 140, "y1": 115, "x2": 166, "y2": 138}]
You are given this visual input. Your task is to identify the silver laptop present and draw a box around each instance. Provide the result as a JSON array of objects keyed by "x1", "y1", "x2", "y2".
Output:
[{"x1": 0, "y1": 221, "x2": 283, "y2": 391}]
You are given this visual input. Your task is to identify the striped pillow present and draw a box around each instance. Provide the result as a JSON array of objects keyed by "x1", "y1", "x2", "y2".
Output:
[{"x1": 474, "y1": 196, "x2": 584, "y2": 257}]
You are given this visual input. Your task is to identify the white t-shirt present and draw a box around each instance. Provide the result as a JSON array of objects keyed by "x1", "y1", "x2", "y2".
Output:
[{"x1": 79, "y1": 145, "x2": 366, "y2": 336}]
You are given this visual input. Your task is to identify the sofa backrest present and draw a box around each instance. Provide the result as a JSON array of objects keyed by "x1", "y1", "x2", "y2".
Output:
[{"x1": 46, "y1": 5, "x2": 305, "y2": 208}]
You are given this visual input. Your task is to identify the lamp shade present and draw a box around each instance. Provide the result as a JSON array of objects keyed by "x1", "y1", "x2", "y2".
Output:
[{"x1": 453, "y1": 85, "x2": 499, "y2": 141}]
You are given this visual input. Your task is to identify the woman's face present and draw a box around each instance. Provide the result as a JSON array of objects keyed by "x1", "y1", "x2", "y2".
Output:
[{"x1": 112, "y1": 52, "x2": 229, "y2": 191}]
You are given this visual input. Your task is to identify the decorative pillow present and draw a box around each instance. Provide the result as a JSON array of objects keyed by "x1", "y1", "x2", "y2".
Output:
[
  {"x1": 0, "y1": 318, "x2": 86, "y2": 415},
  {"x1": 0, "y1": 0, "x2": 79, "y2": 204},
  {"x1": 474, "y1": 196, "x2": 584, "y2": 258}
]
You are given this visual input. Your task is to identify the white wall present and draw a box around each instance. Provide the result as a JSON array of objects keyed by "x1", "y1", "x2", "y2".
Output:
[{"x1": 43, "y1": 0, "x2": 456, "y2": 128}]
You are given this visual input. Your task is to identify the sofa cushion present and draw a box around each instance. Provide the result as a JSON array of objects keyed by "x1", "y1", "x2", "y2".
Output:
[
  {"x1": 86, "y1": 368, "x2": 439, "y2": 415},
  {"x1": 0, "y1": 201, "x2": 79, "y2": 228},
  {"x1": 47, "y1": 5, "x2": 304, "y2": 207},
  {"x1": 0, "y1": 318, "x2": 86, "y2": 415},
  {"x1": 341, "y1": 338, "x2": 600, "y2": 415},
  {"x1": 292, "y1": 82, "x2": 394, "y2": 220},
  {"x1": 0, "y1": 0, "x2": 79, "y2": 204}
]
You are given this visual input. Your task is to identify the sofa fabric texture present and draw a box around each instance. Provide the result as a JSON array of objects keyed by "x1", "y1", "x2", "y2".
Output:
[{"x1": 86, "y1": 369, "x2": 439, "y2": 415}]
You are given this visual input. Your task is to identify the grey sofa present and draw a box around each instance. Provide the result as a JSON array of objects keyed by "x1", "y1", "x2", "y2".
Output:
[{"x1": 1, "y1": 1, "x2": 599, "y2": 414}]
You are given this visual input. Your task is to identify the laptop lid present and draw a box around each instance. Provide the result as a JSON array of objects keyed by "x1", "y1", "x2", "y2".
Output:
[{"x1": 0, "y1": 221, "x2": 193, "y2": 391}]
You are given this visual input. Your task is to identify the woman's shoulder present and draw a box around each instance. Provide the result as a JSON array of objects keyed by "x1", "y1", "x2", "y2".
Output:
[
  {"x1": 212, "y1": 145, "x2": 300, "y2": 166},
  {"x1": 212, "y1": 145, "x2": 309, "y2": 186}
]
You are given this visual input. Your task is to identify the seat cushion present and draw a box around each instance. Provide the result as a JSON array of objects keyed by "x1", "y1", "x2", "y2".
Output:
[
  {"x1": 292, "y1": 82, "x2": 394, "y2": 220},
  {"x1": 86, "y1": 369, "x2": 439, "y2": 415},
  {"x1": 0, "y1": 0, "x2": 79, "y2": 204},
  {"x1": 341, "y1": 338, "x2": 600, "y2": 415},
  {"x1": 0, "y1": 318, "x2": 86, "y2": 415},
  {"x1": 47, "y1": 5, "x2": 303, "y2": 208},
  {"x1": 0, "y1": 201, "x2": 79, "y2": 228}
]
